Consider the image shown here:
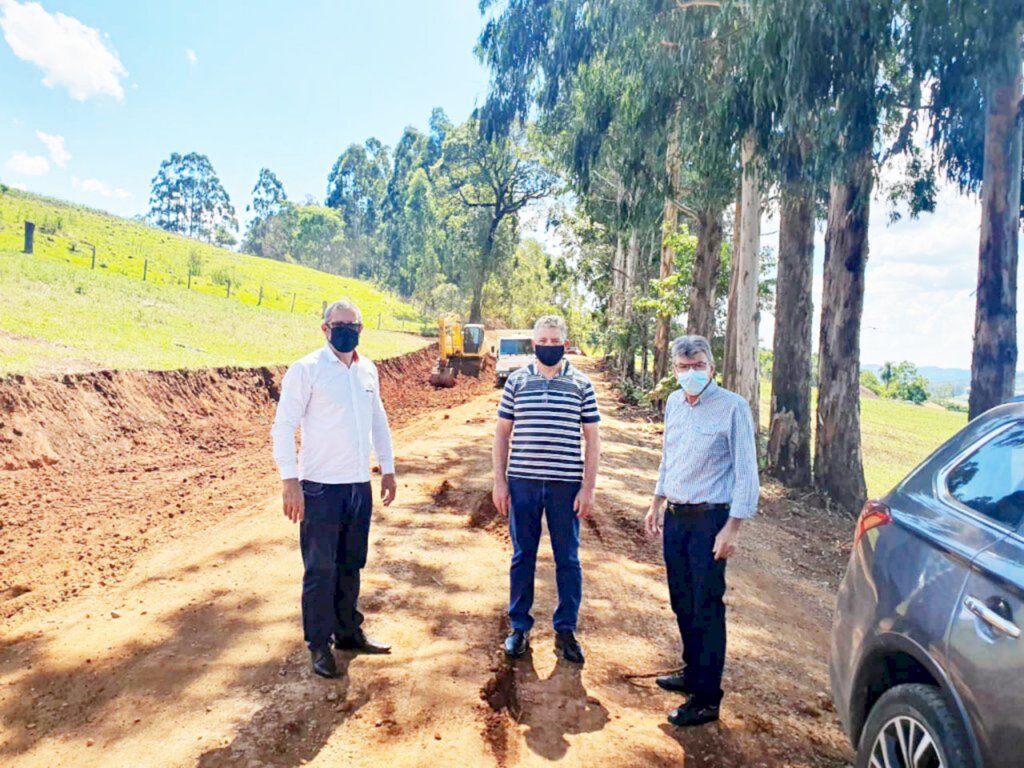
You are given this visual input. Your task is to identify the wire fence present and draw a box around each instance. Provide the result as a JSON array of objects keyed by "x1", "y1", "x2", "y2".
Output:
[{"x1": 11, "y1": 217, "x2": 430, "y2": 334}]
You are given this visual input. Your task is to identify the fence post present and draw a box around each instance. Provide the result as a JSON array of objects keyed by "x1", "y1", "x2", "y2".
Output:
[
  {"x1": 83, "y1": 241, "x2": 96, "y2": 269},
  {"x1": 378, "y1": 312, "x2": 382, "y2": 330},
  {"x1": 321, "y1": 300, "x2": 327, "y2": 317},
  {"x1": 187, "y1": 269, "x2": 192, "y2": 290},
  {"x1": 226, "y1": 279, "x2": 231, "y2": 298},
  {"x1": 258, "y1": 284, "x2": 264, "y2": 306},
  {"x1": 143, "y1": 259, "x2": 148, "y2": 282},
  {"x1": 23, "y1": 221, "x2": 35, "y2": 254},
  {"x1": 291, "y1": 292, "x2": 297, "y2": 313}
]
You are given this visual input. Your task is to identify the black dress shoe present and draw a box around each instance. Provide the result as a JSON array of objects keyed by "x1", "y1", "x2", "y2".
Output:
[
  {"x1": 310, "y1": 646, "x2": 339, "y2": 679},
  {"x1": 503, "y1": 629, "x2": 529, "y2": 658},
  {"x1": 335, "y1": 629, "x2": 391, "y2": 654},
  {"x1": 656, "y1": 672, "x2": 692, "y2": 694},
  {"x1": 555, "y1": 631, "x2": 585, "y2": 665},
  {"x1": 668, "y1": 700, "x2": 720, "y2": 727}
]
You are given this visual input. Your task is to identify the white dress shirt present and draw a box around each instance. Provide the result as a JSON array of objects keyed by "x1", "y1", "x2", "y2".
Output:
[{"x1": 271, "y1": 345, "x2": 395, "y2": 483}]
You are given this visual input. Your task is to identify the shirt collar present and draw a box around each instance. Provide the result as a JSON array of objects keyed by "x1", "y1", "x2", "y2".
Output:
[
  {"x1": 321, "y1": 344, "x2": 360, "y2": 366},
  {"x1": 530, "y1": 359, "x2": 570, "y2": 377}
]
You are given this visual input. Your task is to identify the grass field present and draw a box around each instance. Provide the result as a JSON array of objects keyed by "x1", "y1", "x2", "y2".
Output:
[
  {"x1": 759, "y1": 385, "x2": 968, "y2": 499},
  {"x1": 0, "y1": 190, "x2": 430, "y2": 374}
]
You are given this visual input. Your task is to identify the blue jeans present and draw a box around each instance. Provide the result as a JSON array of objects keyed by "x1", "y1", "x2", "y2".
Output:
[
  {"x1": 299, "y1": 480, "x2": 372, "y2": 649},
  {"x1": 663, "y1": 506, "x2": 730, "y2": 706},
  {"x1": 508, "y1": 477, "x2": 583, "y2": 633}
]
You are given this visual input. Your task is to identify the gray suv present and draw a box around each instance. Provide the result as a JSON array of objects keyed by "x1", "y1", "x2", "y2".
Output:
[{"x1": 830, "y1": 399, "x2": 1024, "y2": 768}]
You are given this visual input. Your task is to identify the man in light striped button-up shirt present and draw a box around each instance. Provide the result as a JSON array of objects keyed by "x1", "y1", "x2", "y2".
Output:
[{"x1": 645, "y1": 334, "x2": 759, "y2": 728}]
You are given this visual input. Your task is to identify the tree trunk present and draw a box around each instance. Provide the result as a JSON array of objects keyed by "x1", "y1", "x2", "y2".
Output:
[
  {"x1": 687, "y1": 206, "x2": 724, "y2": 339},
  {"x1": 624, "y1": 228, "x2": 639, "y2": 322},
  {"x1": 654, "y1": 148, "x2": 681, "y2": 387},
  {"x1": 815, "y1": 149, "x2": 871, "y2": 513},
  {"x1": 969, "y1": 26, "x2": 1022, "y2": 420},
  {"x1": 767, "y1": 183, "x2": 815, "y2": 487},
  {"x1": 723, "y1": 132, "x2": 761, "y2": 433},
  {"x1": 469, "y1": 219, "x2": 499, "y2": 324}
]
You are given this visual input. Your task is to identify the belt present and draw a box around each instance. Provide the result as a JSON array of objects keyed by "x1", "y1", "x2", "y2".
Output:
[{"x1": 666, "y1": 502, "x2": 730, "y2": 515}]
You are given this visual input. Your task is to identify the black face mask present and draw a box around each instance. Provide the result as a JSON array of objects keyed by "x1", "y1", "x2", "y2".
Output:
[
  {"x1": 329, "y1": 325, "x2": 360, "y2": 353},
  {"x1": 535, "y1": 344, "x2": 565, "y2": 367}
]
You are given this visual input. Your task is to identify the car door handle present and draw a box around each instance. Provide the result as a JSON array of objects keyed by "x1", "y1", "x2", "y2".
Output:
[{"x1": 965, "y1": 596, "x2": 1021, "y2": 639}]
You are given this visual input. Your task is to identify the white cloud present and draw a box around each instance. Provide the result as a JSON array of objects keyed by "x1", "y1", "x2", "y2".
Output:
[
  {"x1": 9, "y1": 181, "x2": 27, "y2": 190},
  {"x1": 72, "y1": 176, "x2": 131, "y2": 199},
  {"x1": 0, "y1": 0, "x2": 128, "y2": 101},
  {"x1": 5, "y1": 150, "x2": 49, "y2": 176},
  {"x1": 185, "y1": 47, "x2": 197, "y2": 65},
  {"x1": 35, "y1": 129, "x2": 69, "y2": 167}
]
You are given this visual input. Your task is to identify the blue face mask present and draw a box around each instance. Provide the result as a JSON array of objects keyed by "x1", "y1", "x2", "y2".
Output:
[{"x1": 676, "y1": 369, "x2": 710, "y2": 396}]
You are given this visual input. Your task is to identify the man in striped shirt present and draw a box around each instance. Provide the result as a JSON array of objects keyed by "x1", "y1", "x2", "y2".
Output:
[
  {"x1": 644, "y1": 334, "x2": 759, "y2": 727},
  {"x1": 492, "y1": 315, "x2": 601, "y2": 664}
]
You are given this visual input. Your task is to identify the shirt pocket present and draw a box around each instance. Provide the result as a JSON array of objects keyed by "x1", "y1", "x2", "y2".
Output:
[{"x1": 692, "y1": 421, "x2": 728, "y2": 447}]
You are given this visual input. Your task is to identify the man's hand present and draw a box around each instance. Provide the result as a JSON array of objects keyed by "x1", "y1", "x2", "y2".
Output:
[
  {"x1": 493, "y1": 479, "x2": 511, "y2": 517},
  {"x1": 644, "y1": 501, "x2": 664, "y2": 537},
  {"x1": 381, "y1": 473, "x2": 397, "y2": 507},
  {"x1": 282, "y1": 478, "x2": 304, "y2": 523},
  {"x1": 574, "y1": 487, "x2": 595, "y2": 519},
  {"x1": 713, "y1": 518, "x2": 742, "y2": 560}
]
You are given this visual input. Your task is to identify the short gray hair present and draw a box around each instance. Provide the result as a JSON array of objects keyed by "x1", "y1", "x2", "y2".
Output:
[
  {"x1": 671, "y1": 334, "x2": 713, "y2": 363},
  {"x1": 323, "y1": 299, "x2": 362, "y2": 323},
  {"x1": 533, "y1": 314, "x2": 567, "y2": 341}
]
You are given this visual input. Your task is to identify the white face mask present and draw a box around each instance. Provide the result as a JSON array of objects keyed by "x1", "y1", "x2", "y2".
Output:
[{"x1": 676, "y1": 369, "x2": 710, "y2": 396}]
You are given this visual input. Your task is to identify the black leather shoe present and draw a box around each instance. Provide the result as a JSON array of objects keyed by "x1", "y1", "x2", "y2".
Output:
[
  {"x1": 335, "y1": 629, "x2": 391, "y2": 654},
  {"x1": 310, "y1": 646, "x2": 339, "y2": 679},
  {"x1": 503, "y1": 629, "x2": 529, "y2": 658},
  {"x1": 555, "y1": 631, "x2": 585, "y2": 665},
  {"x1": 668, "y1": 700, "x2": 720, "y2": 727},
  {"x1": 656, "y1": 672, "x2": 692, "y2": 694}
]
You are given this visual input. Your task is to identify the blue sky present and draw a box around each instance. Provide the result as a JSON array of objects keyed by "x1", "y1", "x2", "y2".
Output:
[
  {"x1": 0, "y1": 0, "x2": 1018, "y2": 370},
  {"x1": 0, "y1": 0, "x2": 491, "y2": 216}
]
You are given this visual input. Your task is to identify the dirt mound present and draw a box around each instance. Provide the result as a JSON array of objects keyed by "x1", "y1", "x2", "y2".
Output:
[{"x1": 0, "y1": 344, "x2": 495, "y2": 623}]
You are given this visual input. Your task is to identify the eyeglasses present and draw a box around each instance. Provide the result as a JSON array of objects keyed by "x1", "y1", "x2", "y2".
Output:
[
  {"x1": 673, "y1": 362, "x2": 709, "y2": 372},
  {"x1": 327, "y1": 321, "x2": 360, "y2": 331}
]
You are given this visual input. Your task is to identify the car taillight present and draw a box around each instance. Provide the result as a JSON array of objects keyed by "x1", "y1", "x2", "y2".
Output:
[{"x1": 854, "y1": 500, "x2": 892, "y2": 545}]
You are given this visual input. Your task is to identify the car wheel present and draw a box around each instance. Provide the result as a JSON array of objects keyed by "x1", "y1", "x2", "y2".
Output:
[{"x1": 856, "y1": 684, "x2": 971, "y2": 768}]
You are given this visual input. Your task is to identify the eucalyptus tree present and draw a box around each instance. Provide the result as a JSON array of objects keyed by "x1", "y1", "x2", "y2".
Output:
[
  {"x1": 439, "y1": 121, "x2": 559, "y2": 323},
  {"x1": 478, "y1": 0, "x2": 739, "y2": 387},
  {"x1": 148, "y1": 152, "x2": 237, "y2": 243},
  {"x1": 326, "y1": 138, "x2": 390, "y2": 279},
  {"x1": 241, "y1": 168, "x2": 287, "y2": 257},
  {"x1": 904, "y1": 0, "x2": 1024, "y2": 419}
]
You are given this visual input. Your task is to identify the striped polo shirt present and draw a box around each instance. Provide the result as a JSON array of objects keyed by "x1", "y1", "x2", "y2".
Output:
[{"x1": 497, "y1": 360, "x2": 600, "y2": 482}]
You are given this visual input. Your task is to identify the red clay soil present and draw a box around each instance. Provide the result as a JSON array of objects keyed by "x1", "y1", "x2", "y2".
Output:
[{"x1": 0, "y1": 344, "x2": 495, "y2": 622}]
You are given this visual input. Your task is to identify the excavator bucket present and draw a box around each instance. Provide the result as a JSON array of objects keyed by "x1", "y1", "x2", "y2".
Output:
[{"x1": 429, "y1": 363, "x2": 457, "y2": 388}]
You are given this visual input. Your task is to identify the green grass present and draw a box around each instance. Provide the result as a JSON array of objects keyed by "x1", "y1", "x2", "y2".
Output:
[
  {"x1": 0, "y1": 190, "x2": 430, "y2": 374},
  {"x1": 759, "y1": 385, "x2": 968, "y2": 498}
]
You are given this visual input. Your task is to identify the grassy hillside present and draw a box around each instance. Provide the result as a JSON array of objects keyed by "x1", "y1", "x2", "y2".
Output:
[
  {"x1": 759, "y1": 386, "x2": 967, "y2": 499},
  {"x1": 0, "y1": 190, "x2": 430, "y2": 374}
]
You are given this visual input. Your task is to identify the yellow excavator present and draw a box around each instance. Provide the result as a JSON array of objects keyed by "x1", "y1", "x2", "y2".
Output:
[{"x1": 429, "y1": 315, "x2": 487, "y2": 387}]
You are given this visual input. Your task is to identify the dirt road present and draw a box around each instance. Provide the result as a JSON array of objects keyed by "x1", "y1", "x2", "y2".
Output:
[{"x1": 0, "y1": 357, "x2": 855, "y2": 767}]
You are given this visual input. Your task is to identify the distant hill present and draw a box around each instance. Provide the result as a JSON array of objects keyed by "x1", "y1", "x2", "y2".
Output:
[
  {"x1": 863, "y1": 363, "x2": 1024, "y2": 397},
  {"x1": 0, "y1": 189, "x2": 429, "y2": 374}
]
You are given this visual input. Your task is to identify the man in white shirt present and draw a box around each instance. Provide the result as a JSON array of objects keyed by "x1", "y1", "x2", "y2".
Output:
[{"x1": 272, "y1": 299, "x2": 397, "y2": 678}]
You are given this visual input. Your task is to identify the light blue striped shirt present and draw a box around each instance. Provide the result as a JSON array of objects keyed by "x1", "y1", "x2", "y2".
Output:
[{"x1": 654, "y1": 381, "x2": 760, "y2": 519}]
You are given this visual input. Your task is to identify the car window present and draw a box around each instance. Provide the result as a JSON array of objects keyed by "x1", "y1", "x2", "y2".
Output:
[{"x1": 946, "y1": 422, "x2": 1024, "y2": 529}]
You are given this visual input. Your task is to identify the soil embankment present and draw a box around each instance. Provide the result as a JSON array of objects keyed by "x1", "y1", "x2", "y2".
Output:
[{"x1": 0, "y1": 344, "x2": 494, "y2": 622}]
